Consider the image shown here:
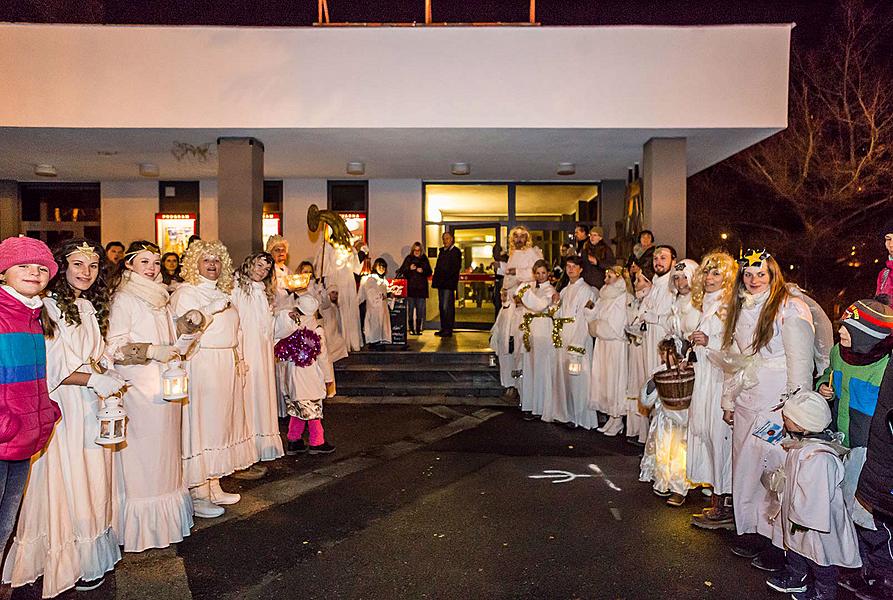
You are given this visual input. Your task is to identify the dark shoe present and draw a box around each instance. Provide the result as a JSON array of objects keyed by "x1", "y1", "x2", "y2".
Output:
[
  {"x1": 666, "y1": 493, "x2": 686, "y2": 507},
  {"x1": 232, "y1": 464, "x2": 268, "y2": 480},
  {"x1": 751, "y1": 546, "x2": 785, "y2": 572},
  {"x1": 563, "y1": 421, "x2": 577, "y2": 430},
  {"x1": 626, "y1": 437, "x2": 645, "y2": 447},
  {"x1": 766, "y1": 571, "x2": 809, "y2": 593},
  {"x1": 434, "y1": 330, "x2": 444, "y2": 337},
  {"x1": 691, "y1": 507, "x2": 736, "y2": 531},
  {"x1": 308, "y1": 442, "x2": 336, "y2": 455},
  {"x1": 522, "y1": 411, "x2": 538, "y2": 422},
  {"x1": 839, "y1": 571, "x2": 873, "y2": 593},
  {"x1": 730, "y1": 534, "x2": 766, "y2": 559},
  {"x1": 75, "y1": 577, "x2": 105, "y2": 592},
  {"x1": 286, "y1": 440, "x2": 307, "y2": 456}
]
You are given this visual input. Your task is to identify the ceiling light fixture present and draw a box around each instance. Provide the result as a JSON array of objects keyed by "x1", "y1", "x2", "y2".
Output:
[
  {"x1": 346, "y1": 161, "x2": 365, "y2": 175},
  {"x1": 139, "y1": 163, "x2": 160, "y2": 178},
  {"x1": 34, "y1": 164, "x2": 57, "y2": 177},
  {"x1": 450, "y1": 162, "x2": 470, "y2": 176},
  {"x1": 557, "y1": 162, "x2": 576, "y2": 176}
]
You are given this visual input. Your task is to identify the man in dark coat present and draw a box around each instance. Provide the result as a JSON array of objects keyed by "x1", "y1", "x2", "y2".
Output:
[
  {"x1": 580, "y1": 226, "x2": 615, "y2": 289},
  {"x1": 432, "y1": 231, "x2": 462, "y2": 338}
]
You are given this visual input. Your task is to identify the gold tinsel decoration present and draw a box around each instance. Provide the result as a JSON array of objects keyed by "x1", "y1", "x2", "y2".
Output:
[
  {"x1": 567, "y1": 345, "x2": 586, "y2": 355},
  {"x1": 519, "y1": 306, "x2": 573, "y2": 352}
]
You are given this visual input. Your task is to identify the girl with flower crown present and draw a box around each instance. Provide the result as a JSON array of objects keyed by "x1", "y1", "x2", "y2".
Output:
[{"x1": 4, "y1": 239, "x2": 124, "y2": 596}]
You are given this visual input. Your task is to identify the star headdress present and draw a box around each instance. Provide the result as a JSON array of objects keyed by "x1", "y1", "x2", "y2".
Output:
[
  {"x1": 739, "y1": 248, "x2": 771, "y2": 268},
  {"x1": 66, "y1": 241, "x2": 98, "y2": 260},
  {"x1": 124, "y1": 242, "x2": 160, "y2": 260}
]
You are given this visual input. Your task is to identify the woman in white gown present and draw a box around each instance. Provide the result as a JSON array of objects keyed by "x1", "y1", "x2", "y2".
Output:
[
  {"x1": 687, "y1": 251, "x2": 737, "y2": 529},
  {"x1": 231, "y1": 252, "x2": 284, "y2": 469},
  {"x1": 519, "y1": 260, "x2": 563, "y2": 421},
  {"x1": 625, "y1": 272, "x2": 653, "y2": 445},
  {"x1": 4, "y1": 239, "x2": 124, "y2": 596},
  {"x1": 358, "y1": 258, "x2": 393, "y2": 346},
  {"x1": 557, "y1": 256, "x2": 599, "y2": 430},
  {"x1": 589, "y1": 266, "x2": 633, "y2": 435},
  {"x1": 717, "y1": 249, "x2": 815, "y2": 561},
  {"x1": 314, "y1": 239, "x2": 363, "y2": 352},
  {"x1": 171, "y1": 241, "x2": 256, "y2": 517},
  {"x1": 106, "y1": 241, "x2": 194, "y2": 552}
]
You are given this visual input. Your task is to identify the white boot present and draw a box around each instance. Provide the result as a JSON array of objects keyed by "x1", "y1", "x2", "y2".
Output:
[
  {"x1": 602, "y1": 416, "x2": 624, "y2": 437},
  {"x1": 209, "y1": 478, "x2": 241, "y2": 505},
  {"x1": 191, "y1": 483, "x2": 225, "y2": 518}
]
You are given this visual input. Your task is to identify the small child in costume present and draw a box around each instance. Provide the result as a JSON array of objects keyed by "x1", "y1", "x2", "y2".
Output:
[
  {"x1": 764, "y1": 390, "x2": 860, "y2": 600},
  {"x1": 274, "y1": 294, "x2": 336, "y2": 456},
  {"x1": 358, "y1": 258, "x2": 393, "y2": 347},
  {"x1": 518, "y1": 259, "x2": 562, "y2": 422}
]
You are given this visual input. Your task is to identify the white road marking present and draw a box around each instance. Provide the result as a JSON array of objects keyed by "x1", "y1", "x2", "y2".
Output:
[{"x1": 588, "y1": 463, "x2": 622, "y2": 492}]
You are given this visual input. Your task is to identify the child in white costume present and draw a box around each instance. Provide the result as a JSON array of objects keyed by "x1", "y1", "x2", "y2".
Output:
[
  {"x1": 171, "y1": 241, "x2": 256, "y2": 516},
  {"x1": 231, "y1": 252, "x2": 285, "y2": 468},
  {"x1": 589, "y1": 266, "x2": 633, "y2": 435},
  {"x1": 638, "y1": 259, "x2": 700, "y2": 507},
  {"x1": 763, "y1": 390, "x2": 860, "y2": 599},
  {"x1": 275, "y1": 294, "x2": 335, "y2": 455},
  {"x1": 687, "y1": 252, "x2": 738, "y2": 530},
  {"x1": 4, "y1": 240, "x2": 123, "y2": 596},
  {"x1": 625, "y1": 272, "x2": 653, "y2": 445},
  {"x1": 557, "y1": 256, "x2": 599, "y2": 429},
  {"x1": 106, "y1": 242, "x2": 193, "y2": 552},
  {"x1": 490, "y1": 226, "x2": 543, "y2": 395},
  {"x1": 358, "y1": 258, "x2": 393, "y2": 346},
  {"x1": 518, "y1": 260, "x2": 564, "y2": 422}
]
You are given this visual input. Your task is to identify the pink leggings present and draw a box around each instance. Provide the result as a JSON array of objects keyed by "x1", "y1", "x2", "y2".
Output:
[{"x1": 287, "y1": 418, "x2": 324, "y2": 446}]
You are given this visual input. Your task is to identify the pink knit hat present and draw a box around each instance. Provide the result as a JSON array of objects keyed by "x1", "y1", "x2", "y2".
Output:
[{"x1": 0, "y1": 236, "x2": 58, "y2": 279}]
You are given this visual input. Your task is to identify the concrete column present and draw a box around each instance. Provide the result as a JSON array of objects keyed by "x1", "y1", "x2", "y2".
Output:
[
  {"x1": 598, "y1": 179, "x2": 626, "y2": 248},
  {"x1": 0, "y1": 180, "x2": 21, "y2": 240},
  {"x1": 216, "y1": 137, "x2": 264, "y2": 262},
  {"x1": 643, "y1": 137, "x2": 687, "y2": 256}
]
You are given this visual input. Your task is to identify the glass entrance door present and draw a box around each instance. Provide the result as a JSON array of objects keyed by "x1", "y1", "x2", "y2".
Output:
[{"x1": 450, "y1": 224, "x2": 500, "y2": 328}]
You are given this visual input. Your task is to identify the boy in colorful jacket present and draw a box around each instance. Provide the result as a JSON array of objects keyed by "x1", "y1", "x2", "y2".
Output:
[{"x1": 0, "y1": 236, "x2": 60, "y2": 562}]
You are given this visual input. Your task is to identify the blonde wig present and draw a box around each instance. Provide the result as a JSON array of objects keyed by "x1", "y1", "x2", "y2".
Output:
[
  {"x1": 607, "y1": 264, "x2": 635, "y2": 295},
  {"x1": 265, "y1": 235, "x2": 289, "y2": 254},
  {"x1": 691, "y1": 251, "x2": 738, "y2": 313},
  {"x1": 508, "y1": 226, "x2": 533, "y2": 257},
  {"x1": 180, "y1": 240, "x2": 235, "y2": 293}
]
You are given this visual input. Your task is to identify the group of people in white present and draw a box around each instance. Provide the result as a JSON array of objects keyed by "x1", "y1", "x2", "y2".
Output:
[
  {"x1": 490, "y1": 224, "x2": 893, "y2": 600},
  {"x1": 0, "y1": 231, "x2": 377, "y2": 598}
]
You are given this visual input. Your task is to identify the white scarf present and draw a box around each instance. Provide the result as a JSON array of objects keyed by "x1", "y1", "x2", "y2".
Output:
[
  {"x1": 119, "y1": 270, "x2": 169, "y2": 309},
  {"x1": 599, "y1": 278, "x2": 627, "y2": 300}
]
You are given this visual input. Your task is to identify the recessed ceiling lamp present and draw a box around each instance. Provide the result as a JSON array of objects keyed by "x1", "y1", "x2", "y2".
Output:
[
  {"x1": 450, "y1": 162, "x2": 470, "y2": 176},
  {"x1": 346, "y1": 161, "x2": 365, "y2": 175},
  {"x1": 139, "y1": 163, "x2": 160, "y2": 178},
  {"x1": 557, "y1": 162, "x2": 576, "y2": 176},
  {"x1": 34, "y1": 164, "x2": 57, "y2": 177}
]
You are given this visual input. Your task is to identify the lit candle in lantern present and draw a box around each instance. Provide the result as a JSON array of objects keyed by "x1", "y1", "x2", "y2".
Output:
[
  {"x1": 95, "y1": 393, "x2": 127, "y2": 446},
  {"x1": 162, "y1": 359, "x2": 188, "y2": 401},
  {"x1": 568, "y1": 353, "x2": 583, "y2": 376}
]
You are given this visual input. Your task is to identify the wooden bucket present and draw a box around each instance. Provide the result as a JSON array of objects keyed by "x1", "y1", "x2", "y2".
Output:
[{"x1": 653, "y1": 364, "x2": 695, "y2": 411}]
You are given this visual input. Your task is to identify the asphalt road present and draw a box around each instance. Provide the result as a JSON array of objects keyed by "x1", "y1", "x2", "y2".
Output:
[{"x1": 7, "y1": 405, "x2": 859, "y2": 600}]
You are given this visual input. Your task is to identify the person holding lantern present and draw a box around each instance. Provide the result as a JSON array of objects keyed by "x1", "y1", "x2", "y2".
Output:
[
  {"x1": 4, "y1": 239, "x2": 123, "y2": 596},
  {"x1": 625, "y1": 271, "x2": 653, "y2": 446},
  {"x1": 231, "y1": 252, "x2": 284, "y2": 477},
  {"x1": 314, "y1": 233, "x2": 363, "y2": 352},
  {"x1": 687, "y1": 251, "x2": 738, "y2": 530},
  {"x1": 718, "y1": 249, "x2": 816, "y2": 572},
  {"x1": 171, "y1": 241, "x2": 256, "y2": 517},
  {"x1": 640, "y1": 245, "x2": 678, "y2": 378},
  {"x1": 358, "y1": 258, "x2": 393, "y2": 347},
  {"x1": 105, "y1": 241, "x2": 195, "y2": 549}
]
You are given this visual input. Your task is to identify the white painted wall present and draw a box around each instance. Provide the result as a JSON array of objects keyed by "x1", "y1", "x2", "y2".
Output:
[
  {"x1": 100, "y1": 181, "x2": 158, "y2": 245},
  {"x1": 199, "y1": 180, "x2": 219, "y2": 241},
  {"x1": 0, "y1": 24, "x2": 790, "y2": 130},
  {"x1": 368, "y1": 180, "x2": 422, "y2": 274}
]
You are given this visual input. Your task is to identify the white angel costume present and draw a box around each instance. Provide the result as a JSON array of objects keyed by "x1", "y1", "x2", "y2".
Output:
[
  {"x1": 231, "y1": 281, "x2": 284, "y2": 462},
  {"x1": 273, "y1": 310, "x2": 332, "y2": 416},
  {"x1": 626, "y1": 288, "x2": 650, "y2": 443},
  {"x1": 358, "y1": 274, "x2": 393, "y2": 345},
  {"x1": 589, "y1": 278, "x2": 631, "y2": 422},
  {"x1": 557, "y1": 277, "x2": 599, "y2": 429},
  {"x1": 640, "y1": 270, "x2": 675, "y2": 377},
  {"x1": 314, "y1": 241, "x2": 362, "y2": 352},
  {"x1": 3, "y1": 297, "x2": 121, "y2": 597},
  {"x1": 106, "y1": 273, "x2": 193, "y2": 553},
  {"x1": 518, "y1": 282, "x2": 566, "y2": 421}
]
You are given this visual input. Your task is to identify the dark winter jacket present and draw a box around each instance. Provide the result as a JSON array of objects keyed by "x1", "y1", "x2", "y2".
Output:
[
  {"x1": 396, "y1": 253, "x2": 433, "y2": 298},
  {"x1": 857, "y1": 358, "x2": 893, "y2": 520},
  {"x1": 626, "y1": 245, "x2": 656, "y2": 281},
  {"x1": 580, "y1": 240, "x2": 615, "y2": 289},
  {"x1": 0, "y1": 287, "x2": 60, "y2": 460},
  {"x1": 432, "y1": 245, "x2": 462, "y2": 291}
]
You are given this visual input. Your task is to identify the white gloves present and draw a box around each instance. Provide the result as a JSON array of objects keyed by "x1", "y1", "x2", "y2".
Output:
[
  {"x1": 147, "y1": 345, "x2": 178, "y2": 363},
  {"x1": 205, "y1": 298, "x2": 230, "y2": 315},
  {"x1": 88, "y1": 372, "x2": 126, "y2": 397}
]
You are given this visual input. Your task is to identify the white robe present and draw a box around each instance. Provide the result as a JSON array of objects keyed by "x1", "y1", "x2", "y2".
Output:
[
  {"x1": 640, "y1": 270, "x2": 675, "y2": 377},
  {"x1": 358, "y1": 275, "x2": 392, "y2": 345},
  {"x1": 772, "y1": 440, "x2": 860, "y2": 568},
  {"x1": 489, "y1": 247, "x2": 543, "y2": 388},
  {"x1": 171, "y1": 280, "x2": 257, "y2": 488},
  {"x1": 626, "y1": 291, "x2": 650, "y2": 443},
  {"x1": 589, "y1": 279, "x2": 630, "y2": 420},
  {"x1": 519, "y1": 282, "x2": 566, "y2": 421},
  {"x1": 314, "y1": 241, "x2": 362, "y2": 352},
  {"x1": 3, "y1": 298, "x2": 121, "y2": 597},
  {"x1": 558, "y1": 278, "x2": 599, "y2": 429},
  {"x1": 306, "y1": 280, "x2": 348, "y2": 365},
  {"x1": 272, "y1": 264, "x2": 294, "y2": 417},
  {"x1": 273, "y1": 313, "x2": 331, "y2": 404},
  {"x1": 686, "y1": 290, "x2": 733, "y2": 494},
  {"x1": 106, "y1": 287, "x2": 193, "y2": 553},
  {"x1": 723, "y1": 291, "x2": 815, "y2": 537},
  {"x1": 231, "y1": 282, "x2": 284, "y2": 462}
]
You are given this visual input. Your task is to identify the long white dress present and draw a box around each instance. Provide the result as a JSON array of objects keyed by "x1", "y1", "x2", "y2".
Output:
[
  {"x1": 106, "y1": 282, "x2": 193, "y2": 553},
  {"x1": 686, "y1": 290, "x2": 733, "y2": 493},
  {"x1": 489, "y1": 247, "x2": 543, "y2": 388},
  {"x1": 771, "y1": 440, "x2": 860, "y2": 567},
  {"x1": 558, "y1": 278, "x2": 599, "y2": 429},
  {"x1": 305, "y1": 279, "x2": 348, "y2": 365},
  {"x1": 640, "y1": 270, "x2": 675, "y2": 377},
  {"x1": 272, "y1": 264, "x2": 293, "y2": 417},
  {"x1": 3, "y1": 297, "x2": 121, "y2": 597},
  {"x1": 314, "y1": 241, "x2": 362, "y2": 352},
  {"x1": 358, "y1": 274, "x2": 392, "y2": 344},
  {"x1": 519, "y1": 282, "x2": 566, "y2": 421},
  {"x1": 589, "y1": 278, "x2": 630, "y2": 420},
  {"x1": 171, "y1": 279, "x2": 257, "y2": 488},
  {"x1": 626, "y1": 290, "x2": 650, "y2": 443},
  {"x1": 231, "y1": 281, "x2": 284, "y2": 462},
  {"x1": 722, "y1": 291, "x2": 815, "y2": 537}
]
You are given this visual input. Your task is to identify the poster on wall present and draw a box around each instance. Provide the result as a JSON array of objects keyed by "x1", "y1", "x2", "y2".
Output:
[
  {"x1": 156, "y1": 213, "x2": 197, "y2": 255},
  {"x1": 263, "y1": 212, "x2": 282, "y2": 249}
]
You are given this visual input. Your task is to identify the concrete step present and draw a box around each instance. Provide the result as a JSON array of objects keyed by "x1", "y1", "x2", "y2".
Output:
[
  {"x1": 336, "y1": 351, "x2": 493, "y2": 367},
  {"x1": 335, "y1": 380, "x2": 503, "y2": 398}
]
